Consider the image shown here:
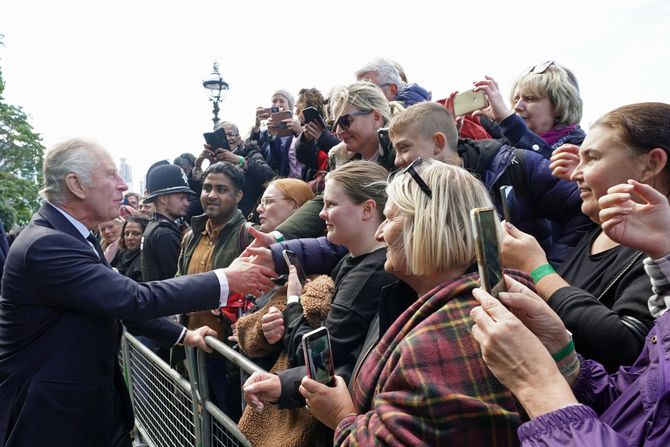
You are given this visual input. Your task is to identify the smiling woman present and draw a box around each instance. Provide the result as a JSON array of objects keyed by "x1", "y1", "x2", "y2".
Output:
[{"x1": 501, "y1": 102, "x2": 670, "y2": 372}]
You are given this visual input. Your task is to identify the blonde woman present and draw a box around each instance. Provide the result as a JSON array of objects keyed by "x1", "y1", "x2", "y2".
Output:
[
  {"x1": 327, "y1": 81, "x2": 404, "y2": 171},
  {"x1": 250, "y1": 160, "x2": 526, "y2": 446}
]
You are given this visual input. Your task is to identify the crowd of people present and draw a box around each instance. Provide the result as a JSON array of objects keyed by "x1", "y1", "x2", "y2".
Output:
[{"x1": 1, "y1": 57, "x2": 669, "y2": 446}]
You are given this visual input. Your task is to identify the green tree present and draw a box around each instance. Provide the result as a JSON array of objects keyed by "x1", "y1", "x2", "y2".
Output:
[{"x1": 0, "y1": 36, "x2": 45, "y2": 229}]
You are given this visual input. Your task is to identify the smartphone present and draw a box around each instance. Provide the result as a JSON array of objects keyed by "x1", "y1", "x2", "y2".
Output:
[
  {"x1": 470, "y1": 207, "x2": 506, "y2": 297},
  {"x1": 302, "y1": 327, "x2": 335, "y2": 387},
  {"x1": 302, "y1": 106, "x2": 328, "y2": 130},
  {"x1": 203, "y1": 127, "x2": 231, "y2": 151},
  {"x1": 271, "y1": 110, "x2": 293, "y2": 137},
  {"x1": 499, "y1": 185, "x2": 513, "y2": 223},
  {"x1": 377, "y1": 128, "x2": 393, "y2": 154},
  {"x1": 453, "y1": 89, "x2": 489, "y2": 116},
  {"x1": 282, "y1": 249, "x2": 307, "y2": 284}
]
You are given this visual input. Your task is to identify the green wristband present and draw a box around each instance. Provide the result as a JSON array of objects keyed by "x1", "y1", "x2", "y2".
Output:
[
  {"x1": 551, "y1": 337, "x2": 575, "y2": 362},
  {"x1": 238, "y1": 156, "x2": 245, "y2": 167},
  {"x1": 269, "y1": 230, "x2": 285, "y2": 242},
  {"x1": 530, "y1": 263, "x2": 556, "y2": 283}
]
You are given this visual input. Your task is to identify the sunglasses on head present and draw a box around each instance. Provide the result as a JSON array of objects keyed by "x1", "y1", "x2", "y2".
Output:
[
  {"x1": 389, "y1": 157, "x2": 432, "y2": 199},
  {"x1": 524, "y1": 60, "x2": 555, "y2": 75},
  {"x1": 336, "y1": 110, "x2": 372, "y2": 130}
]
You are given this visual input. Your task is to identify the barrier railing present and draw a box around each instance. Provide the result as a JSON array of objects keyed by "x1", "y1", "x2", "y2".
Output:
[{"x1": 119, "y1": 332, "x2": 264, "y2": 447}]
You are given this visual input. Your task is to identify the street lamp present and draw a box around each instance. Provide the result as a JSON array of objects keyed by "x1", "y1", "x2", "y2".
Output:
[{"x1": 202, "y1": 61, "x2": 229, "y2": 129}]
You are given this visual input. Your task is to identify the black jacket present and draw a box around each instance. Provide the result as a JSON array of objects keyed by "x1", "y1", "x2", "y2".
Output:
[
  {"x1": 277, "y1": 248, "x2": 396, "y2": 408},
  {"x1": 233, "y1": 141, "x2": 275, "y2": 218},
  {"x1": 141, "y1": 213, "x2": 181, "y2": 281}
]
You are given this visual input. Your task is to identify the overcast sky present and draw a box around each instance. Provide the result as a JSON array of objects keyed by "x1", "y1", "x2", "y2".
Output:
[{"x1": 2, "y1": 0, "x2": 669, "y2": 192}]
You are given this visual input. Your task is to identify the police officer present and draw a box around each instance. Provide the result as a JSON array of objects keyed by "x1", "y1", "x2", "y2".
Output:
[{"x1": 141, "y1": 164, "x2": 195, "y2": 282}]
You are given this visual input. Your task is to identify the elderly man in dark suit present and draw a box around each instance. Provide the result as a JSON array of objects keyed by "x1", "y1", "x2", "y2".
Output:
[{"x1": 0, "y1": 137, "x2": 276, "y2": 447}]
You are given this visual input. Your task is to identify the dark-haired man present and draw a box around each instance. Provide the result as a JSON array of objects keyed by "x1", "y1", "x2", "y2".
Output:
[{"x1": 177, "y1": 161, "x2": 250, "y2": 420}]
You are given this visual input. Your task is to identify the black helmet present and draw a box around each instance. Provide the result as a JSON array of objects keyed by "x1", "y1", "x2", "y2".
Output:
[{"x1": 143, "y1": 164, "x2": 195, "y2": 202}]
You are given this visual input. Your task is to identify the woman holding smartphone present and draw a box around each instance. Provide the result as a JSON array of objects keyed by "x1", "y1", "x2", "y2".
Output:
[
  {"x1": 238, "y1": 161, "x2": 396, "y2": 446},
  {"x1": 474, "y1": 61, "x2": 585, "y2": 160},
  {"x1": 276, "y1": 160, "x2": 525, "y2": 445}
]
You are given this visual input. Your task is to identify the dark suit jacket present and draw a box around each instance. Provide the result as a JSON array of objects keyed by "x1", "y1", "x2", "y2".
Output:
[{"x1": 0, "y1": 203, "x2": 221, "y2": 446}]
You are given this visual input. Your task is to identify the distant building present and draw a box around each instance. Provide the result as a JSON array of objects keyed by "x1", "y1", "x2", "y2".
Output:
[{"x1": 119, "y1": 157, "x2": 134, "y2": 192}]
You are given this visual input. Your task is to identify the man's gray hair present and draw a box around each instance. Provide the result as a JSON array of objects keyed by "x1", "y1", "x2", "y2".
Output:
[
  {"x1": 40, "y1": 137, "x2": 104, "y2": 204},
  {"x1": 355, "y1": 58, "x2": 406, "y2": 90}
]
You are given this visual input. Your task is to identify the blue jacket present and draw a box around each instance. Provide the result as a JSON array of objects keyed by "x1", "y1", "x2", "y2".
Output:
[
  {"x1": 249, "y1": 128, "x2": 294, "y2": 177},
  {"x1": 458, "y1": 138, "x2": 590, "y2": 267},
  {"x1": 270, "y1": 236, "x2": 348, "y2": 276},
  {"x1": 395, "y1": 82, "x2": 431, "y2": 106},
  {"x1": 482, "y1": 114, "x2": 586, "y2": 160}
]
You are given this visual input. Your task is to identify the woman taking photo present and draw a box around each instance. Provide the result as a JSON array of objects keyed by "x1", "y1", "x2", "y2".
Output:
[
  {"x1": 247, "y1": 161, "x2": 524, "y2": 446},
  {"x1": 501, "y1": 102, "x2": 670, "y2": 372},
  {"x1": 474, "y1": 61, "x2": 585, "y2": 160}
]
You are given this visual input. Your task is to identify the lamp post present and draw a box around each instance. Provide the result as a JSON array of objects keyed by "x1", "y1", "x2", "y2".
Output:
[{"x1": 202, "y1": 61, "x2": 229, "y2": 129}]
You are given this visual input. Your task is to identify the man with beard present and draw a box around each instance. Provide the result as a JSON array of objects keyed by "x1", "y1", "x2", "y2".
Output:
[{"x1": 177, "y1": 161, "x2": 251, "y2": 420}]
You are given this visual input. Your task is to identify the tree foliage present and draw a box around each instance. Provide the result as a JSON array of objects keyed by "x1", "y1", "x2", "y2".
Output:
[{"x1": 0, "y1": 37, "x2": 45, "y2": 229}]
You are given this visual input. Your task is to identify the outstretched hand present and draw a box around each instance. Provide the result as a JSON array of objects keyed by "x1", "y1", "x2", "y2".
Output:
[
  {"x1": 599, "y1": 179, "x2": 670, "y2": 259},
  {"x1": 223, "y1": 257, "x2": 277, "y2": 297}
]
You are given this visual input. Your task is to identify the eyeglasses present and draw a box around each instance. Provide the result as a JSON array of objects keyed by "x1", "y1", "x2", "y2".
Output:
[
  {"x1": 225, "y1": 132, "x2": 239, "y2": 137},
  {"x1": 524, "y1": 60, "x2": 555, "y2": 75},
  {"x1": 390, "y1": 157, "x2": 432, "y2": 198},
  {"x1": 336, "y1": 110, "x2": 372, "y2": 131},
  {"x1": 258, "y1": 196, "x2": 291, "y2": 208}
]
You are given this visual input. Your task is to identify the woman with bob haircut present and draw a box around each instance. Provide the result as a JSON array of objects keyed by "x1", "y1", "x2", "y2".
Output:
[
  {"x1": 270, "y1": 160, "x2": 525, "y2": 446},
  {"x1": 501, "y1": 102, "x2": 670, "y2": 372},
  {"x1": 474, "y1": 61, "x2": 585, "y2": 160}
]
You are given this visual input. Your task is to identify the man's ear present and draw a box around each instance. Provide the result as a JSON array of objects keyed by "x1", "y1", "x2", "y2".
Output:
[
  {"x1": 433, "y1": 132, "x2": 447, "y2": 156},
  {"x1": 389, "y1": 83, "x2": 399, "y2": 98},
  {"x1": 235, "y1": 189, "x2": 244, "y2": 205},
  {"x1": 65, "y1": 173, "x2": 86, "y2": 200},
  {"x1": 641, "y1": 148, "x2": 668, "y2": 183}
]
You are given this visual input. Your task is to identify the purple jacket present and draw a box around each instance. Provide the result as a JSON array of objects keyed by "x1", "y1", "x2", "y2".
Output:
[{"x1": 519, "y1": 257, "x2": 670, "y2": 446}]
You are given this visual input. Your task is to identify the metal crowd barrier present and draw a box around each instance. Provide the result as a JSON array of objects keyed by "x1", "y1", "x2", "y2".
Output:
[{"x1": 119, "y1": 332, "x2": 265, "y2": 447}]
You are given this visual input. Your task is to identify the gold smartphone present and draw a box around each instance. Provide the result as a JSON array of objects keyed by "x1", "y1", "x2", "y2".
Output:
[
  {"x1": 454, "y1": 89, "x2": 488, "y2": 116},
  {"x1": 470, "y1": 207, "x2": 506, "y2": 297}
]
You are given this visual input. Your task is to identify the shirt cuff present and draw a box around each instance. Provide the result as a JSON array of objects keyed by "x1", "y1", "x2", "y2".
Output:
[
  {"x1": 214, "y1": 269, "x2": 230, "y2": 307},
  {"x1": 287, "y1": 295, "x2": 300, "y2": 304},
  {"x1": 174, "y1": 327, "x2": 187, "y2": 346}
]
